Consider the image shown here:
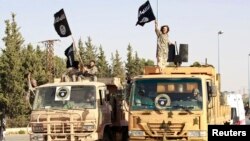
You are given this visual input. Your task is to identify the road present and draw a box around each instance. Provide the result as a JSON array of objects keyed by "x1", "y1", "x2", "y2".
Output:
[
  {"x1": 5, "y1": 134, "x2": 29, "y2": 141},
  {"x1": 246, "y1": 115, "x2": 250, "y2": 124},
  {"x1": 4, "y1": 116, "x2": 250, "y2": 141}
]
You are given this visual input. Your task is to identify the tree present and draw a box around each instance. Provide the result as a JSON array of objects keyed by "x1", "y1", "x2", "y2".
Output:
[
  {"x1": 78, "y1": 38, "x2": 86, "y2": 64},
  {"x1": 0, "y1": 13, "x2": 28, "y2": 119},
  {"x1": 143, "y1": 59, "x2": 154, "y2": 66},
  {"x1": 125, "y1": 44, "x2": 137, "y2": 78},
  {"x1": 54, "y1": 56, "x2": 66, "y2": 78},
  {"x1": 111, "y1": 50, "x2": 125, "y2": 81},
  {"x1": 32, "y1": 45, "x2": 48, "y2": 85},
  {"x1": 134, "y1": 52, "x2": 142, "y2": 75},
  {"x1": 84, "y1": 37, "x2": 97, "y2": 64},
  {"x1": 125, "y1": 44, "x2": 155, "y2": 77},
  {"x1": 97, "y1": 46, "x2": 110, "y2": 77}
]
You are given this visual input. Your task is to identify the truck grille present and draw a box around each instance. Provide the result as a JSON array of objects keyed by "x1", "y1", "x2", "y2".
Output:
[
  {"x1": 30, "y1": 112, "x2": 96, "y2": 134},
  {"x1": 138, "y1": 121, "x2": 188, "y2": 139},
  {"x1": 147, "y1": 122, "x2": 186, "y2": 136}
]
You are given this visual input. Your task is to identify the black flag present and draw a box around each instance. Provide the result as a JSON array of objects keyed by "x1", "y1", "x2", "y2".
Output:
[
  {"x1": 54, "y1": 9, "x2": 72, "y2": 37},
  {"x1": 64, "y1": 43, "x2": 74, "y2": 68},
  {"x1": 136, "y1": 1, "x2": 156, "y2": 26}
]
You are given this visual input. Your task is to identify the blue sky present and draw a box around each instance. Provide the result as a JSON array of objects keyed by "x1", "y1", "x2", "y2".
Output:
[{"x1": 1, "y1": 0, "x2": 250, "y2": 93}]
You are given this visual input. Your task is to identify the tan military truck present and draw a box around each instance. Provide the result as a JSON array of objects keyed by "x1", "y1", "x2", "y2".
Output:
[
  {"x1": 28, "y1": 77, "x2": 128, "y2": 141},
  {"x1": 126, "y1": 66, "x2": 231, "y2": 141}
]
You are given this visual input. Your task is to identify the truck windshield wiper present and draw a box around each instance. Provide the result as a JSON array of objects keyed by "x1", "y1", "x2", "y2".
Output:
[{"x1": 173, "y1": 105, "x2": 194, "y2": 114}]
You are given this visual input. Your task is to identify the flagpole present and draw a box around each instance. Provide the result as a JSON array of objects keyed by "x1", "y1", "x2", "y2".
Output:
[
  {"x1": 157, "y1": 0, "x2": 158, "y2": 20},
  {"x1": 71, "y1": 35, "x2": 83, "y2": 65}
]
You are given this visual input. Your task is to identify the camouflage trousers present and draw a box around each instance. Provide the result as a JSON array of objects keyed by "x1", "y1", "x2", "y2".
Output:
[{"x1": 157, "y1": 53, "x2": 168, "y2": 71}]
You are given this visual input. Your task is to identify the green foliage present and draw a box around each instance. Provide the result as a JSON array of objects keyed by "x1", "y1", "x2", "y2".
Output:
[
  {"x1": 33, "y1": 45, "x2": 48, "y2": 84},
  {"x1": 0, "y1": 13, "x2": 27, "y2": 118},
  {"x1": 134, "y1": 52, "x2": 141, "y2": 74},
  {"x1": 125, "y1": 44, "x2": 155, "y2": 77},
  {"x1": 6, "y1": 115, "x2": 30, "y2": 128},
  {"x1": 54, "y1": 56, "x2": 66, "y2": 78},
  {"x1": 78, "y1": 38, "x2": 86, "y2": 64},
  {"x1": 0, "y1": 93, "x2": 8, "y2": 109},
  {"x1": 125, "y1": 44, "x2": 137, "y2": 77},
  {"x1": 111, "y1": 50, "x2": 125, "y2": 81},
  {"x1": 18, "y1": 130, "x2": 26, "y2": 134},
  {"x1": 84, "y1": 37, "x2": 97, "y2": 64},
  {"x1": 97, "y1": 46, "x2": 110, "y2": 77},
  {"x1": 143, "y1": 59, "x2": 154, "y2": 66}
]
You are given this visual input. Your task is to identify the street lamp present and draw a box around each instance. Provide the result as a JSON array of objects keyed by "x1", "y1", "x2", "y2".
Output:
[{"x1": 218, "y1": 30, "x2": 223, "y2": 74}]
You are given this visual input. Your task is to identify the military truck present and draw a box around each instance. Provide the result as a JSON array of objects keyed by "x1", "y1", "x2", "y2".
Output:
[
  {"x1": 28, "y1": 77, "x2": 128, "y2": 141},
  {"x1": 125, "y1": 66, "x2": 231, "y2": 141}
]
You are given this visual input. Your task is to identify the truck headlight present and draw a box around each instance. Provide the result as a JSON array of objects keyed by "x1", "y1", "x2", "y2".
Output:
[
  {"x1": 30, "y1": 134, "x2": 44, "y2": 141},
  {"x1": 83, "y1": 125, "x2": 95, "y2": 131},
  {"x1": 128, "y1": 131, "x2": 145, "y2": 136},
  {"x1": 188, "y1": 130, "x2": 207, "y2": 137}
]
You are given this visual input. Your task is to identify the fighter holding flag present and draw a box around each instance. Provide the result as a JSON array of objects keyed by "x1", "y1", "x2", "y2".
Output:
[
  {"x1": 136, "y1": 1, "x2": 171, "y2": 73},
  {"x1": 155, "y1": 20, "x2": 170, "y2": 73},
  {"x1": 53, "y1": 8, "x2": 83, "y2": 77}
]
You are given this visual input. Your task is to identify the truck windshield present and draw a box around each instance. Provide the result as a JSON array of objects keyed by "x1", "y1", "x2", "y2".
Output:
[
  {"x1": 130, "y1": 78, "x2": 203, "y2": 111},
  {"x1": 33, "y1": 85, "x2": 96, "y2": 110}
]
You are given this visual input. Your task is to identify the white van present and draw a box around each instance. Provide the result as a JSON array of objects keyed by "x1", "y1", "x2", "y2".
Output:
[{"x1": 226, "y1": 93, "x2": 246, "y2": 125}]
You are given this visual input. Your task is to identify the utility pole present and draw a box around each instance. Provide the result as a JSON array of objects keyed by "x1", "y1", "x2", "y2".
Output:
[
  {"x1": 217, "y1": 30, "x2": 223, "y2": 74},
  {"x1": 39, "y1": 39, "x2": 60, "y2": 82}
]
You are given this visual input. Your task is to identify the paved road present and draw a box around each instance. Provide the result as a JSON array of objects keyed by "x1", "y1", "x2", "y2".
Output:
[
  {"x1": 5, "y1": 134, "x2": 29, "y2": 141},
  {"x1": 4, "y1": 116, "x2": 250, "y2": 141},
  {"x1": 246, "y1": 115, "x2": 250, "y2": 124}
]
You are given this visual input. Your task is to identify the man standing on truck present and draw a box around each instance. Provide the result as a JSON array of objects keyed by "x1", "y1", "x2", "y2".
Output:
[{"x1": 155, "y1": 20, "x2": 170, "y2": 73}]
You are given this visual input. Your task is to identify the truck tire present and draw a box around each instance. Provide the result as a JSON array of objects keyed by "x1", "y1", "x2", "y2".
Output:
[
  {"x1": 122, "y1": 127, "x2": 128, "y2": 141},
  {"x1": 102, "y1": 130, "x2": 113, "y2": 141},
  {"x1": 111, "y1": 98, "x2": 117, "y2": 122}
]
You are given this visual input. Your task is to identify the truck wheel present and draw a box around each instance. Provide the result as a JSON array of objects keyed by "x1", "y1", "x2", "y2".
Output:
[
  {"x1": 102, "y1": 130, "x2": 113, "y2": 141},
  {"x1": 111, "y1": 98, "x2": 117, "y2": 122},
  {"x1": 122, "y1": 127, "x2": 128, "y2": 141}
]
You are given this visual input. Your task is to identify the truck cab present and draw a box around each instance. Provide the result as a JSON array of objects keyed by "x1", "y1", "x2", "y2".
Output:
[
  {"x1": 126, "y1": 66, "x2": 231, "y2": 141},
  {"x1": 28, "y1": 79, "x2": 119, "y2": 141}
]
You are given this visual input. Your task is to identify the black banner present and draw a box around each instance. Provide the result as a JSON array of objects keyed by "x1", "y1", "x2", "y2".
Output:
[
  {"x1": 208, "y1": 125, "x2": 250, "y2": 140},
  {"x1": 64, "y1": 43, "x2": 74, "y2": 68},
  {"x1": 54, "y1": 9, "x2": 72, "y2": 37},
  {"x1": 136, "y1": 1, "x2": 156, "y2": 26}
]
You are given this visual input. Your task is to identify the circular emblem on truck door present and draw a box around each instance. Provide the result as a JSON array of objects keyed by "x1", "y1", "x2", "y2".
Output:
[{"x1": 155, "y1": 94, "x2": 171, "y2": 110}]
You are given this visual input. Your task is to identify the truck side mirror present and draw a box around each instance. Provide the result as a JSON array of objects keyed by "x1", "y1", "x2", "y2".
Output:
[{"x1": 209, "y1": 86, "x2": 217, "y2": 97}]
